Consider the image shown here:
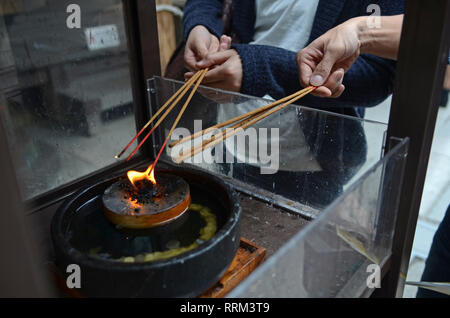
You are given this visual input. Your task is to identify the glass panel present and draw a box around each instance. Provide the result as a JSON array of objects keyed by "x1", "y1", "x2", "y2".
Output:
[
  {"x1": 228, "y1": 137, "x2": 409, "y2": 297},
  {"x1": 0, "y1": 1, "x2": 137, "y2": 199},
  {"x1": 147, "y1": 77, "x2": 388, "y2": 215}
]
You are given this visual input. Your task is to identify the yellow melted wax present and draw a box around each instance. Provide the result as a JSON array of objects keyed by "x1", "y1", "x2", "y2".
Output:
[{"x1": 119, "y1": 204, "x2": 217, "y2": 263}]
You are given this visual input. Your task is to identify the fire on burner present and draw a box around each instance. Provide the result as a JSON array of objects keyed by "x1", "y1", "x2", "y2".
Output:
[
  {"x1": 102, "y1": 169, "x2": 191, "y2": 229},
  {"x1": 118, "y1": 178, "x2": 162, "y2": 205}
]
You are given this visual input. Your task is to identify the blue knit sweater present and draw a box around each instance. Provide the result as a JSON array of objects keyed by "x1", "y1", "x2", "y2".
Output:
[{"x1": 183, "y1": 0, "x2": 405, "y2": 118}]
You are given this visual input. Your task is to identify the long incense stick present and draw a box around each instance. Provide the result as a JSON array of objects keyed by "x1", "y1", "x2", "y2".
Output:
[
  {"x1": 168, "y1": 87, "x2": 314, "y2": 148},
  {"x1": 174, "y1": 86, "x2": 315, "y2": 161},
  {"x1": 174, "y1": 86, "x2": 316, "y2": 163},
  {"x1": 115, "y1": 71, "x2": 202, "y2": 159},
  {"x1": 145, "y1": 69, "x2": 208, "y2": 176},
  {"x1": 124, "y1": 70, "x2": 204, "y2": 161}
]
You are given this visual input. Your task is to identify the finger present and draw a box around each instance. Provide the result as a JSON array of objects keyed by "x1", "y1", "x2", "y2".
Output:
[
  {"x1": 184, "y1": 49, "x2": 198, "y2": 71},
  {"x1": 297, "y1": 47, "x2": 321, "y2": 87},
  {"x1": 192, "y1": 38, "x2": 209, "y2": 60},
  {"x1": 201, "y1": 65, "x2": 229, "y2": 84},
  {"x1": 219, "y1": 35, "x2": 232, "y2": 51},
  {"x1": 184, "y1": 72, "x2": 194, "y2": 80},
  {"x1": 201, "y1": 59, "x2": 240, "y2": 85},
  {"x1": 208, "y1": 36, "x2": 220, "y2": 54},
  {"x1": 310, "y1": 48, "x2": 340, "y2": 86},
  {"x1": 311, "y1": 86, "x2": 333, "y2": 97},
  {"x1": 330, "y1": 84, "x2": 345, "y2": 98},
  {"x1": 310, "y1": 68, "x2": 344, "y2": 98},
  {"x1": 197, "y1": 50, "x2": 234, "y2": 68},
  {"x1": 298, "y1": 57, "x2": 315, "y2": 88},
  {"x1": 311, "y1": 83, "x2": 345, "y2": 99},
  {"x1": 323, "y1": 68, "x2": 345, "y2": 94}
]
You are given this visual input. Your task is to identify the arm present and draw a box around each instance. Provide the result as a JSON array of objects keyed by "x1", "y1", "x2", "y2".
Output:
[
  {"x1": 359, "y1": 15, "x2": 404, "y2": 60},
  {"x1": 297, "y1": 15, "x2": 403, "y2": 99},
  {"x1": 232, "y1": 43, "x2": 396, "y2": 108},
  {"x1": 195, "y1": 41, "x2": 396, "y2": 108}
]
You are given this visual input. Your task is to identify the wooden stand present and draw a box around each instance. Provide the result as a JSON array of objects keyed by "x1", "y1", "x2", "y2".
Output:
[{"x1": 200, "y1": 238, "x2": 266, "y2": 298}]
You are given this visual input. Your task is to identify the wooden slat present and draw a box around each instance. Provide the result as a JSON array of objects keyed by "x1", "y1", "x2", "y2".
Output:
[
  {"x1": 156, "y1": 0, "x2": 177, "y2": 74},
  {"x1": 200, "y1": 238, "x2": 266, "y2": 298}
]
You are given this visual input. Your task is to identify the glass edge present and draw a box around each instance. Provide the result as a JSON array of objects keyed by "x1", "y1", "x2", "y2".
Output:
[
  {"x1": 228, "y1": 136, "x2": 409, "y2": 297},
  {"x1": 147, "y1": 76, "x2": 389, "y2": 126}
]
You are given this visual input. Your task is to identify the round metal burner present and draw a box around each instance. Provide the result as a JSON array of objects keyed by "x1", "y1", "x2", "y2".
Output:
[{"x1": 102, "y1": 173, "x2": 191, "y2": 229}]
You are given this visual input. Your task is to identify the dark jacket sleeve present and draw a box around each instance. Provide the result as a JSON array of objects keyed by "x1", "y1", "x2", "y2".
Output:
[
  {"x1": 233, "y1": 44, "x2": 396, "y2": 109},
  {"x1": 182, "y1": 0, "x2": 224, "y2": 40},
  {"x1": 232, "y1": 0, "x2": 404, "y2": 109}
]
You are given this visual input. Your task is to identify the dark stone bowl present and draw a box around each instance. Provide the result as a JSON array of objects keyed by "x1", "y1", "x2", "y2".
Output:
[{"x1": 51, "y1": 166, "x2": 241, "y2": 297}]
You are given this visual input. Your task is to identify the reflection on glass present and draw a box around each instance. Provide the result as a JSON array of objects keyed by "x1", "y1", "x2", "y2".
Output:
[
  {"x1": 228, "y1": 138, "x2": 409, "y2": 297},
  {"x1": 0, "y1": 1, "x2": 137, "y2": 199}
]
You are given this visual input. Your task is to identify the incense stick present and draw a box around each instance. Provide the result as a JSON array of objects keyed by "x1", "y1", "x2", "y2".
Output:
[
  {"x1": 124, "y1": 70, "x2": 204, "y2": 161},
  {"x1": 168, "y1": 86, "x2": 314, "y2": 149},
  {"x1": 145, "y1": 69, "x2": 209, "y2": 176},
  {"x1": 174, "y1": 86, "x2": 316, "y2": 163},
  {"x1": 115, "y1": 71, "x2": 202, "y2": 159}
]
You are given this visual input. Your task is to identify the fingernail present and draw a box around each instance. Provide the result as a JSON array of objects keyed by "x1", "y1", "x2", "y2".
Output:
[
  {"x1": 197, "y1": 60, "x2": 206, "y2": 67},
  {"x1": 310, "y1": 75, "x2": 324, "y2": 86}
]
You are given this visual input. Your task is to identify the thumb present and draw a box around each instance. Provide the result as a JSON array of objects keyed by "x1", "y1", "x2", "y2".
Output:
[
  {"x1": 310, "y1": 50, "x2": 339, "y2": 86},
  {"x1": 197, "y1": 50, "x2": 233, "y2": 68}
]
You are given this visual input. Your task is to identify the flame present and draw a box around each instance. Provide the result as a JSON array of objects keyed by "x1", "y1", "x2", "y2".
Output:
[{"x1": 127, "y1": 164, "x2": 156, "y2": 188}]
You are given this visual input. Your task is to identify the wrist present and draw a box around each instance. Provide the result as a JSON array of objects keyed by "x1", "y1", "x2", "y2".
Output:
[
  {"x1": 188, "y1": 24, "x2": 219, "y2": 42},
  {"x1": 352, "y1": 15, "x2": 403, "y2": 60},
  {"x1": 350, "y1": 16, "x2": 372, "y2": 54},
  {"x1": 192, "y1": 25, "x2": 208, "y2": 33}
]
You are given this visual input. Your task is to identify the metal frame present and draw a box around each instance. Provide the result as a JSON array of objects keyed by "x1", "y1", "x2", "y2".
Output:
[
  {"x1": 0, "y1": 0, "x2": 162, "y2": 295},
  {"x1": 375, "y1": 0, "x2": 450, "y2": 297},
  {"x1": 0, "y1": 117, "x2": 52, "y2": 296}
]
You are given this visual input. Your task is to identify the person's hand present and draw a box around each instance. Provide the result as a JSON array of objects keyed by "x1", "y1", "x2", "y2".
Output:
[
  {"x1": 296, "y1": 18, "x2": 363, "y2": 98},
  {"x1": 184, "y1": 49, "x2": 243, "y2": 92},
  {"x1": 184, "y1": 26, "x2": 231, "y2": 71}
]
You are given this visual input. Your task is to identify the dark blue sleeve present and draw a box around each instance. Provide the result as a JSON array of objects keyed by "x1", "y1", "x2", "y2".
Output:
[
  {"x1": 182, "y1": 0, "x2": 224, "y2": 41},
  {"x1": 232, "y1": 44, "x2": 299, "y2": 100},
  {"x1": 233, "y1": 43, "x2": 396, "y2": 109}
]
